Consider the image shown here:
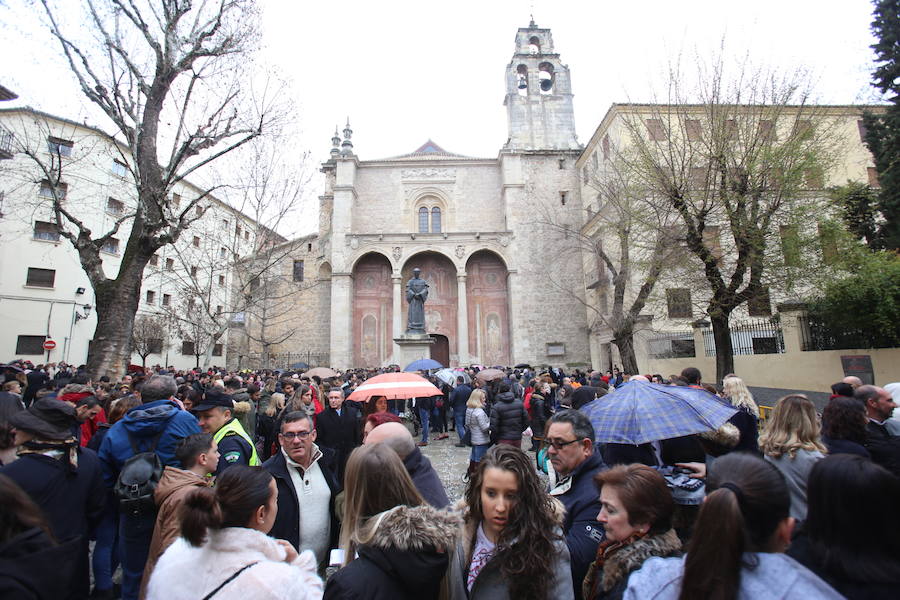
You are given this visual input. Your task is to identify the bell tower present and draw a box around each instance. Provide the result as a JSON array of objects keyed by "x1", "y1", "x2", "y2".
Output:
[{"x1": 504, "y1": 21, "x2": 579, "y2": 151}]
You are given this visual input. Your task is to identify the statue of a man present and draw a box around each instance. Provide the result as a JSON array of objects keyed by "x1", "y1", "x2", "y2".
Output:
[{"x1": 405, "y1": 268, "x2": 429, "y2": 334}]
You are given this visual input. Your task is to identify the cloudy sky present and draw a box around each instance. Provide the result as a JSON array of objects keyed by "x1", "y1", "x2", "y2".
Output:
[{"x1": 0, "y1": 0, "x2": 882, "y2": 228}]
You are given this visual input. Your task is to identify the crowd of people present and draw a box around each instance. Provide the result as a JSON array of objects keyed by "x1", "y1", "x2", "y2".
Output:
[{"x1": 1, "y1": 358, "x2": 899, "y2": 599}]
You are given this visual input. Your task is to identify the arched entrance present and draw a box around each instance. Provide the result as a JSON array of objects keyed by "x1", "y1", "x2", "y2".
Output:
[
  {"x1": 466, "y1": 250, "x2": 510, "y2": 366},
  {"x1": 430, "y1": 334, "x2": 450, "y2": 367},
  {"x1": 402, "y1": 251, "x2": 458, "y2": 360},
  {"x1": 352, "y1": 253, "x2": 393, "y2": 367}
]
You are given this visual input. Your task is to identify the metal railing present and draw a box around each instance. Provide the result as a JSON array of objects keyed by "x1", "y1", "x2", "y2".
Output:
[
  {"x1": 702, "y1": 318, "x2": 785, "y2": 357},
  {"x1": 0, "y1": 127, "x2": 13, "y2": 158},
  {"x1": 648, "y1": 330, "x2": 696, "y2": 358},
  {"x1": 798, "y1": 314, "x2": 891, "y2": 351}
]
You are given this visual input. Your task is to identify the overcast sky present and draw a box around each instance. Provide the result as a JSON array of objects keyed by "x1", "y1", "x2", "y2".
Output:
[{"x1": 1, "y1": 0, "x2": 882, "y2": 228}]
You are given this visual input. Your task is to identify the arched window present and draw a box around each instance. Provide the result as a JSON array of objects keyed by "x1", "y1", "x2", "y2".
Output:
[
  {"x1": 431, "y1": 207, "x2": 442, "y2": 233},
  {"x1": 529, "y1": 36, "x2": 541, "y2": 55},
  {"x1": 516, "y1": 64, "x2": 528, "y2": 97},
  {"x1": 418, "y1": 207, "x2": 429, "y2": 233},
  {"x1": 539, "y1": 62, "x2": 554, "y2": 94}
]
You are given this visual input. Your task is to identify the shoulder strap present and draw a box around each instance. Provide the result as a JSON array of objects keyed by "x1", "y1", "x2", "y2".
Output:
[
  {"x1": 201, "y1": 561, "x2": 260, "y2": 600},
  {"x1": 125, "y1": 430, "x2": 164, "y2": 455}
]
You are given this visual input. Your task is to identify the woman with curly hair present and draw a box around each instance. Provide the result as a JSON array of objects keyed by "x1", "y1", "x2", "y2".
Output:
[
  {"x1": 448, "y1": 444, "x2": 574, "y2": 600},
  {"x1": 759, "y1": 394, "x2": 827, "y2": 521},
  {"x1": 820, "y1": 396, "x2": 870, "y2": 458}
]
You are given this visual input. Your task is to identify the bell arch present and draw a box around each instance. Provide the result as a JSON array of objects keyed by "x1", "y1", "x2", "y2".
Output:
[
  {"x1": 465, "y1": 250, "x2": 510, "y2": 366},
  {"x1": 352, "y1": 252, "x2": 393, "y2": 367}
]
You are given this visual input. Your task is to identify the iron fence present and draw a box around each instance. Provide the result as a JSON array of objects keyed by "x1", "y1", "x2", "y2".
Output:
[
  {"x1": 239, "y1": 351, "x2": 329, "y2": 371},
  {"x1": 702, "y1": 318, "x2": 784, "y2": 357},
  {"x1": 648, "y1": 330, "x2": 696, "y2": 359},
  {"x1": 798, "y1": 314, "x2": 890, "y2": 351}
]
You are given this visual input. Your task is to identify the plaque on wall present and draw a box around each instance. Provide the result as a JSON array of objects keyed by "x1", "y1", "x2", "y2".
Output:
[
  {"x1": 840, "y1": 355, "x2": 875, "y2": 385},
  {"x1": 546, "y1": 343, "x2": 566, "y2": 357}
]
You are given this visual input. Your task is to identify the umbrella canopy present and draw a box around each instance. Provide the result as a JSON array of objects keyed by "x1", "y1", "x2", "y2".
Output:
[
  {"x1": 581, "y1": 380, "x2": 737, "y2": 445},
  {"x1": 291, "y1": 362, "x2": 310, "y2": 370},
  {"x1": 475, "y1": 368, "x2": 504, "y2": 382},
  {"x1": 305, "y1": 367, "x2": 338, "y2": 379},
  {"x1": 403, "y1": 358, "x2": 444, "y2": 372},
  {"x1": 514, "y1": 363, "x2": 532, "y2": 369},
  {"x1": 347, "y1": 372, "x2": 442, "y2": 403},
  {"x1": 434, "y1": 368, "x2": 471, "y2": 386}
]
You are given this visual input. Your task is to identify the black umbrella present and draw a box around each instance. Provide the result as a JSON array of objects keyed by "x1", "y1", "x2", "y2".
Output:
[
  {"x1": 514, "y1": 363, "x2": 532, "y2": 369},
  {"x1": 291, "y1": 362, "x2": 310, "y2": 370}
]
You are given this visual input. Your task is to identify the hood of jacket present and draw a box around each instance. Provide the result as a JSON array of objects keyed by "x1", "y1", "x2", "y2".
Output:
[
  {"x1": 496, "y1": 391, "x2": 515, "y2": 404},
  {"x1": 120, "y1": 399, "x2": 181, "y2": 436},
  {"x1": 600, "y1": 529, "x2": 681, "y2": 592},
  {"x1": 154, "y1": 466, "x2": 210, "y2": 504},
  {"x1": 356, "y1": 505, "x2": 461, "y2": 591},
  {"x1": 0, "y1": 528, "x2": 80, "y2": 599}
]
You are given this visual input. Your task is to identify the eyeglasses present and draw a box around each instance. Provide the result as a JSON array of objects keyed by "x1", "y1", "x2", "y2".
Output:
[
  {"x1": 546, "y1": 438, "x2": 582, "y2": 450},
  {"x1": 280, "y1": 431, "x2": 311, "y2": 440}
]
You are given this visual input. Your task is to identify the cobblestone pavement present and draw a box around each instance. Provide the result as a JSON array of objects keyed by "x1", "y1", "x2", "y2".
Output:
[{"x1": 416, "y1": 430, "x2": 473, "y2": 502}]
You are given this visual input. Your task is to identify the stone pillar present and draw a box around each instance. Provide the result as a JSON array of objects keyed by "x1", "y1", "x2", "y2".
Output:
[
  {"x1": 777, "y1": 302, "x2": 808, "y2": 355},
  {"x1": 392, "y1": 275, "x2": 402, "y2": 362},
  {"x1": 506, "y1": 270, "x2": 521, "y2": 364},
  {"x1": 692, "y1": 319, "x2": 710, "y2": 359},
  {"x1": 329, "y1": 273, "x2": 353, "y2": 368},
  {"x1": 456, "y1": 273, "x2": 469, "y2": 366}
]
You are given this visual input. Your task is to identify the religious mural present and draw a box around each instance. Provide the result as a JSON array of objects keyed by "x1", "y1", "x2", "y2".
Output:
[
  {"x1": 352, "y1": 253, "x2": 393, "y2": 367},
  {"x1": 466, "y1": 250, "x2": 510, "y2": 366},
  {"x1": 401, "y1": 252, "x2": 458, "y2": 357}
]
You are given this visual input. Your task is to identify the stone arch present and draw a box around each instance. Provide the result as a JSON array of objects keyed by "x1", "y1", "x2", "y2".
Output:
[
  {"x1": 402, "y1": 251, "x2": 458, "y2": 358},
  {"x1": 465, "y1": 250, "x2": 510, "y2": 366},
  {"x1": 352, "y1": 252, "x2": 393, "y2": 367},
  {"x1": 317, "y1": 261, "x2": 332, "y2": 280},
  {"x1": 348, "y1": 248, "x2": 395, "y2": 273},
  {"x1": 460, "y1": 244, "x2": 511, "y2": 271}
]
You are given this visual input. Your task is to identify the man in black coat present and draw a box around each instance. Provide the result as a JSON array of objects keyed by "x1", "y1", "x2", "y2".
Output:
[
  {"x1": 315, "y1": 388, "x2": 361, "y2": 484},
  {"x1": 2, "y1": 399, "x2": 105, "y2": 600},
  {"x1": 860, "y1": 385, "x2": 900, "y2": 476},
  {"x1": 489, "y1": 381, "x2": 529, "y2": 447},
  {"x1": 365, "y1": 422, "x2": 450, "y2": 508},
  {"x1": 24, "y1": 366, "x2": 49, "y2": 407},
  {"x1": 263, "y1": 411, "x2": 341, "y2": 571},
  {"x1": 449, "y1": 377, "x2": 472, "y2": 447}
]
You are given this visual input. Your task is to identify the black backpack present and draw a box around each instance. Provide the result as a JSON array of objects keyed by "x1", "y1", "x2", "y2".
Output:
[{"x1": 115, "y1": 431, "x2": 164, "y2": 517}]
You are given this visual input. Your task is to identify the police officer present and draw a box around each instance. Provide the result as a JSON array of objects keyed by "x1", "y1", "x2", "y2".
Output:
[{"x1": 192, "y1": 388, "x2": 259, "y2": 474}]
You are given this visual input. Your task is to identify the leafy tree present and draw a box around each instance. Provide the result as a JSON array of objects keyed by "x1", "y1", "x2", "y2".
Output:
[
  {"x1": 862, "y1": 0, "x2": 900, "y2": 250},
  {"x1": 827, "y1": 181, "x2": 881, "y2": 248}
]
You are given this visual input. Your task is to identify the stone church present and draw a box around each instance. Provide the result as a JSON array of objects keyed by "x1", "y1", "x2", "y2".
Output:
[{"x1": 233, "y1": 22, "x2": 592, "y2": 369}]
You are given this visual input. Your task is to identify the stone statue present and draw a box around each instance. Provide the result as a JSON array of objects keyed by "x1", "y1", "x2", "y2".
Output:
[{"x1": 405, "y1": 268, "x2": 429, "y2": 334}]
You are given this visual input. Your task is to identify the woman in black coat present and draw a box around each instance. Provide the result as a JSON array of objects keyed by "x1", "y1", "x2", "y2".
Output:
[{"x1": 820, "y1": 396, "x2": 870, "y2": 458}]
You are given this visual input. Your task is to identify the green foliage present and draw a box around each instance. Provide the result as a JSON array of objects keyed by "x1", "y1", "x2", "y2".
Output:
[
  {"x1": 827, "y1": 181, "x2": 881, "y2": 248},
  {"x1": 807, "y1": 251, "x2": 900, "y2": 347}
]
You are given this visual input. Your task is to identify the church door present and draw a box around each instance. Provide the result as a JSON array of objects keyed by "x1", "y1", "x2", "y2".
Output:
[{"x1": 430, "y1": 334, "x2": 450, "y2": 368}]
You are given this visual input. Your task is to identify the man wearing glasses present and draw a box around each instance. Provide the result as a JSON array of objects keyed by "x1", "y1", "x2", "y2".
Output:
[
  {"x1": 263, "y1": 411, "x2": 341, "y2": 572},
  {"x1": 546, "y1": 410, "x2": 607, "y2": 600}
]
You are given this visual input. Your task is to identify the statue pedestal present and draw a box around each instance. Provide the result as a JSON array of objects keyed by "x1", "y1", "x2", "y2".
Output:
[{"x1": 393, "y1": 333, "x2": 434, "y2": 369}]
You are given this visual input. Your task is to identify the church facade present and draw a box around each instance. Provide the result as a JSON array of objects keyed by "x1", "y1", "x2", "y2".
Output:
[{"x1": 230, "y1": 23, "x2": 593, "y2": 369}]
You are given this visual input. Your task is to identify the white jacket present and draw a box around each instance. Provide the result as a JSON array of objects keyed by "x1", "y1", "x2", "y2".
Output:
[{"x1": 147, "y1": 527, "x2": 323, "y2": 600}]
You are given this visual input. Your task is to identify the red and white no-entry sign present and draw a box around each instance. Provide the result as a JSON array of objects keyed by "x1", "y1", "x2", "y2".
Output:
[{"x1": 43, "y1": 339, "x2": 57, "y2": 350}]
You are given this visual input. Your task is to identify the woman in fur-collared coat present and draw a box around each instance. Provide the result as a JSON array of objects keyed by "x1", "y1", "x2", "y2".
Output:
[{"x1": 582, "y1": 464, "x2": 681, "y2": 600}]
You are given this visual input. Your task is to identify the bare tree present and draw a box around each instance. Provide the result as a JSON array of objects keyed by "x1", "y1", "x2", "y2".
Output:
[
  {"x1": 616, "y1": 56, "x2": 842, "y2": 381},
  {"x1": 131, "y1": 313, "x2": 167, "y2": 367},
  {"x1": 31, "y1": 0, "x2": 279, "y2": 378}
]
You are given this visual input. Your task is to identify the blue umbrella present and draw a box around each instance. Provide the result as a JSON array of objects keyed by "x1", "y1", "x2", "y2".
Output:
[
  {"x1": 581, "y1": 380, "x2": 737, "y2": 445},
  {"x1": 403, "y1": 358, "x2": 444, "y2": 372}
]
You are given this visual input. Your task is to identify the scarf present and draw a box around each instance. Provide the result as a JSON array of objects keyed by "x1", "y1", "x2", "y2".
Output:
[
  {"x1": 17, "y1": 436, "x2": 79, "y2": 471},
  {"x1": 583, "y1": 531, "x2": 646, "y2": 600}
]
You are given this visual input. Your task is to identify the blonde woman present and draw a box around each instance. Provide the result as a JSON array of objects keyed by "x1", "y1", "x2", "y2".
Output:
[
  {"x1": 759, "y1": 394, "x2": 827, "y2": 521},
  {"x1": 257, "y1": 392, "x2": 285, "y2": 461},
  {"x1": 325, "y1": 444, "x2": 460, "y2": 600},
  {"x1": 465, "y1": 389, "x2": 491, "y2": 477},
  {"x1": 722, "y1": 375, "x2": 760, "y2": 453}
]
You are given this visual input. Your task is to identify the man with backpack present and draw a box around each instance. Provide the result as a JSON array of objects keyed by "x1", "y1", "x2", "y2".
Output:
[{"x1": 97, "y1": 375, "x2": 200, "y2": 600}]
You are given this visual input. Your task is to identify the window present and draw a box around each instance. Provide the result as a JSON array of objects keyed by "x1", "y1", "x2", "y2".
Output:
[
  {"x1": 582, "y1": 166, "x2": 589, "y2": 183},
  {"x1": 724, "y1": 119, "x2": 737, "y2": 138},
  {"x1": 145, "y1": 290, "x2": 156, "y2": 304},
  {"x1": 602, "y1": 135, "x2": 610, "y2": 160},
  {"x1": 645, "y1": 119, "x2": 666, "y2": 141},
  {"x1": 181, "y1": 341, "x2": 195, "y2": 355},
  {"x1": 868, "y1": 167, "x2": 881, "y2": 188},
  {"x1": 748, "y1": 287, "x2": 772, "y2": 317},
  {"x1": 235, "y1": 224, "x2": 241, "y2": 237},
  {"x1": 216, "y1": 305, "x2": 223, "y2": 316},
  {"x1": 685, "y1": 119, "x2": 702, "y2": 141},
  {"x1": 16, "y1": 335, "x2": 46, "y2": 355},
  {"x1": 171, "y1": 194, "x2": 181, "y2": 210},
  {"x1": 818, "y1": 222, "x2": 838, "y2": 265},
  {"x1": 560, "y1": 191, "x2": 567, "y2": 206},
  {"x1": 218, "y1": 274, "x2": 225, "y2": 286},
  {"x1": 26, "y1": 267, "x2": 55, "y2": 288},
  {"x1": 244, "y1": 230, "x2": 249, "y2": 241},
  {"x1": 666, "y1": 288, "x2": 692, "y2": 319},
  {"x1": 307, "y1": 242, "x2": 312, "y2": 252},
  {"x1": 223, "y1": 219, "x2": 229, "y2": 229},
  {"x1": 111, "y1": 160, "x2": 127, "y2": 177},
  {"x1": 546, "y1": 343, "x2": 566, "y2": 356},
  {"x1": 106, "y1": 197, "x2": 124, "y2": 215},
  {"x1": 47, "y1": 137, "x2": 73, "y2": 157},
  {"x1": 165, "y1": 258, "x2": 174, "y2": 271},
  {"x1": 195, "y1": 205, "x2": 203, "y2": 216},
  {"x1": 690, "y1": 167, "x2": 708, "y2": 189},
  {"x1": 702, "y1": 226, "x2": 722, "y2": 262},
  {"x1": 758, "y1": 120, "x2": 776, "y2": 141},
  {"x1": 558, "y1": 158, "x2": 566, "y2": 170},
  {"x1": 162, "y1": 293, "x2": 171, "y2": 307},
  {"x1": 293, "y1": 260, "x2": 305, "y2": 282},
  {"x1": 431, "y1": 207, "x2": 441, "y2": 233},
  {"x1": 212, "y1": 343, "x2": 223, "y2": 357},
  {"x1": 857, "y1": 119, "x2": 868, "y2": 143},
  {"x1": 418, "y1": 207, "x2": 429, "y2": 233},
  {"x1": 803, "y1": 167, "x2": 824, "y2": 190},
  {"x1": 149, "y1": 254, "x2": 159, "y2": 267},
  {"x1": 249, "y1": 277, "x2": 260, "y2": 292},
  {"x1": 147, "y1": 338, "x2": 163, "y2": 354},
  {"x1": 33, "y1": 221, "x2": 60, "y2": 242},
  {"x1": 190, "y1": 265, "x2": 198, "y2": 278},
  {"x1": 780, "y1": 225, "x2": 800, "y2": 267},
  {"x1": 101, "y1": 237, "x2": 119, "y2": 254},
  {"x1": 192, "y1": 236, "x2": 200, "y2": 248},
  {"x1": 39, "y1": 180, "x2": 67, "y2": 200}
]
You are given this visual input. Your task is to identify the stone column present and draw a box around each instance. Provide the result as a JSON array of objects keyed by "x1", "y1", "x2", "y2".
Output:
[
  {"x1": 392, "y1": 275, "x2": 402, "y2": 361},
  {"x1": 777, "y1": 302, "x2": 808, "y2": 355},
  {"x1": 456, "y1": 273, "x2": 469, "y2": 366},
  {"x1": 329, "y1": 273, "x2": 353, "y2": 368}
]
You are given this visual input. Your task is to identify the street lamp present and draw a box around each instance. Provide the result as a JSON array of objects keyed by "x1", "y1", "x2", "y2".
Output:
[{"x1": 74, "y1": 304, "x2": 92, "y2": 322}]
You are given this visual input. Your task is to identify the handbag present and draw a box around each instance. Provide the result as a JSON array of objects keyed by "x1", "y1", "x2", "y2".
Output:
[{"x1": 461, "y1": 428, "x2": 472, "y2": 447}]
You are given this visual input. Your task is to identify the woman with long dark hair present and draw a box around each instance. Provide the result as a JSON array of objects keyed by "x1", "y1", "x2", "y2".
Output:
[
  {"x1": 146, "y1": 466, "x2": 321, "y2": 600},
  {"x1": 448, "y1": 444, "x2": 574, "y2": 600},
  {"x1": 820, "y1": 396, "x2": 870, "y2": 457},
  {"x1": 625, "y1": 453, "x2": 841, "y2": 599},
  {"x1": 324, "y1": 443, "x2": 460, "y2": 599},
  {"x1": 788, "y1": 454, "x2": 900, "y2": 598}
]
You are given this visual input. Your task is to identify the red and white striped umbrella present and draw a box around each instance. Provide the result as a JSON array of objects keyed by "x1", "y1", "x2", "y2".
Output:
[{"x1": 347, "y1": 372, "x2": 442, "y2": 403}]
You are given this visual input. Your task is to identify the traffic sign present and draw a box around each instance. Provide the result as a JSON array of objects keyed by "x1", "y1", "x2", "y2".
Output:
[{"x1": 43, "y1": 339, "x2": 57, "y2": 350}]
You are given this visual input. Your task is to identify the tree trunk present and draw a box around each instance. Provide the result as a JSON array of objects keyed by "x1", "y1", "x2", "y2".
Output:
[
  {"x1": 709, "y1": 311, "x2": 735, "y2": 384},
  {"x1": 86, "y1": 281, "x2": 140, "y2": 380},
  {"x1": 141, "y1": 355, "x2": 147, "y2": 367},
  {"x1": 613, "y1": 332, "x2": 640, "y2": 375}
]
